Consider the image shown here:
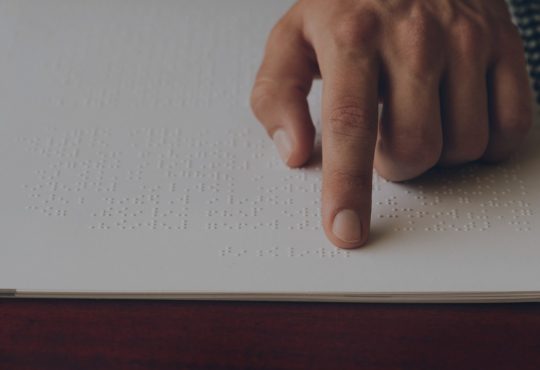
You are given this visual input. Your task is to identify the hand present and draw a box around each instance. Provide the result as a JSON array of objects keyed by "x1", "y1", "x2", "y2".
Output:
[{"x1": 251, "y1": 0, "x2": 533, "y2": 249}]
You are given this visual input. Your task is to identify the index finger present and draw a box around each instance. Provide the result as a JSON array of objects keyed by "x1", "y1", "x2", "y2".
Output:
[{"x1": 318, "y1": 40, "x2": 380, "y2": 248}]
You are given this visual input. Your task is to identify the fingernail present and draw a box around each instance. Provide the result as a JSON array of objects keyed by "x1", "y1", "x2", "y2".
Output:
[
  {"x1": 332, "y1": 209, "x2": 362, "y2": 244},
  {"x1": 272, "y1": 129, "x2": 292, "y2": 164}
]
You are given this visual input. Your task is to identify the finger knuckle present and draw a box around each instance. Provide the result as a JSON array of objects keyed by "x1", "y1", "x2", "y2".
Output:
[
  {"x1": 403, "y1": 9, "x2": 432, "y2": 41},
  {"x1": 268, "y1": 11, "x2": 297, "y2": 40},
  {"x1": 328, "y1": 105, "x2": 375, "y2": 140},
  {"x1": 451, "y1": 18, "x2": 487, "y2": 57},
  {"x1": 250, "y1": 81, "x2": 276, "y2": 115},
  {"x1": 398, "y1": 14, "x2": 441, "y2": 75},
  {"x1": 328, "y1": 10, "x2": 380, "y2": 50}
]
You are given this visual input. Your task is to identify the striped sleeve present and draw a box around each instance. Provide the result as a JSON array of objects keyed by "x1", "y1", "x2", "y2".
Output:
[{"x1": 507, "y1": 0, "x2": 540, "y2": 104}]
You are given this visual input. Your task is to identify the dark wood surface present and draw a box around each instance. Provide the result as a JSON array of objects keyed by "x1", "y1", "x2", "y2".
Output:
[{"x1": 1, "y1": 299, "x2": 540, "y2": 370}]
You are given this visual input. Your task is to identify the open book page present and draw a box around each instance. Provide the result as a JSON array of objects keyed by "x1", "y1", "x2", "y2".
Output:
[{"x1": 0, "y1": 0, "x2": 538, "y2": 301}]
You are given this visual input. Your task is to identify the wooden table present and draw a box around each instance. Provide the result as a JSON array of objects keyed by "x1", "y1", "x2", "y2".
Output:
[{"x1": 1, "y1": 299, "x2": 540, "y2": 369}]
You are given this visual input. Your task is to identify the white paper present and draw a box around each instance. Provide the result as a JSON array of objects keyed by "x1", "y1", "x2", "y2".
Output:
[{"x1": 0, "y1": 0, "x2": 539, "y2": 302}]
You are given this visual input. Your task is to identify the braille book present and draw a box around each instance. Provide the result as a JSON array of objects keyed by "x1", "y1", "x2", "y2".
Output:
[{"x1": 1, "y1": 0, "x2": 539, "y2": 302}]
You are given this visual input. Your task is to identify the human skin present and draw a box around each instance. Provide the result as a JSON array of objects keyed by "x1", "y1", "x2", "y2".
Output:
[{"x1": 250, "y1": 0, "x2": 533, "y2": 249}]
